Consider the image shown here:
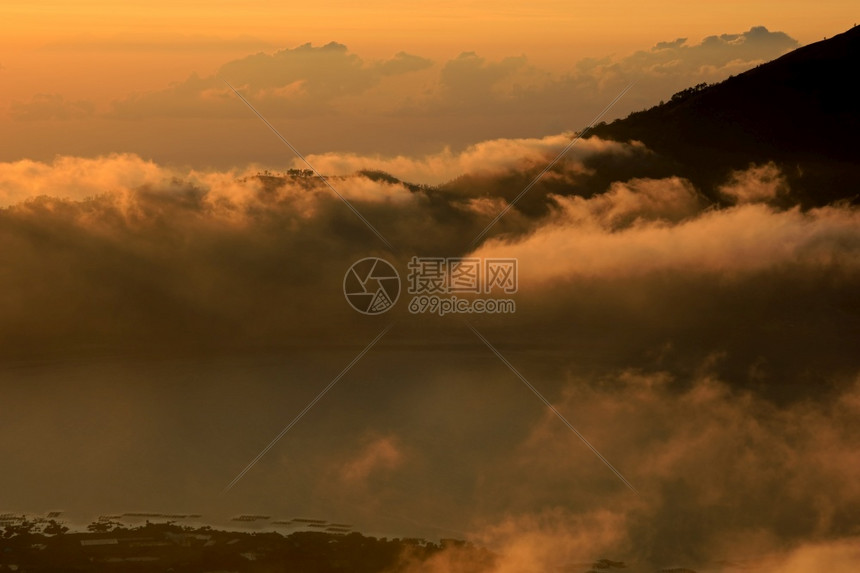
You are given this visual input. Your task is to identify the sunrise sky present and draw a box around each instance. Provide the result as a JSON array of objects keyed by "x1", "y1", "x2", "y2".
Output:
[
  {"x1": 1, "y1": 3, "x2": 859, "y2": 573},
  {"x1": 1, "y1": 1, "x2": 856, "y2": 166}
]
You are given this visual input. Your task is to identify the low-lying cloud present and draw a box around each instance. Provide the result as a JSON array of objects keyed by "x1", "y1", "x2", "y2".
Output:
[
  {"x1": 393, "y1": 372, "x2": 860, "y2": 571},
  {"x1": 0, "y1": 133, "x2": 857, "y2": 572}
]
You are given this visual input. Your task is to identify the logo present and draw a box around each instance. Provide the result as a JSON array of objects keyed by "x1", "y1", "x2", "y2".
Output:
[
  {"x1": 406, "y1": 257, "x2": 517, "y2": 295},
  {"x1": 343, "y1": 257, "x2": 401, "y2": 315}
]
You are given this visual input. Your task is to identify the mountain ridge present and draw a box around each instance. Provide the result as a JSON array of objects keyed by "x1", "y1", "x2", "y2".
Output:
[{"x1": 590, "y1": 25, "x2": 860, "y2": 206}]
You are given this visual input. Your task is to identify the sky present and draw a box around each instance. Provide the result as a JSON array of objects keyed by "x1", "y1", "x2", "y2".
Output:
[
  {"x1": 0, "y1": 1, "x2": 854, "y2": 164},
  {"x1": 1, "y1": 3, "x2": 859, "y2": 573}
]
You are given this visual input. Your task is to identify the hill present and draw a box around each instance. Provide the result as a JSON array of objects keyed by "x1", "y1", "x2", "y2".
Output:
[{"x1": 590, "y1": 25, "x2": 860, "y2": 206}]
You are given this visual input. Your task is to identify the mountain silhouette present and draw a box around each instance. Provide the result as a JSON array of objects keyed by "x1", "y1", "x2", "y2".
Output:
[{"x1": 590, "y1": 25, "x2": 860, "y2": 206}]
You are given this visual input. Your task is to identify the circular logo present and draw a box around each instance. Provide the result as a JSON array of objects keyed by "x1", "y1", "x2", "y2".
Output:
[{"x1": 343, "y1": 257, "x2": 401, "y2": 315}]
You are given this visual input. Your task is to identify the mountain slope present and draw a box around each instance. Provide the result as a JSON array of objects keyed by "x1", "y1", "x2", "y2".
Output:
[{"x1": 590, "y1": 25, "x2": 860, "y2": 205}]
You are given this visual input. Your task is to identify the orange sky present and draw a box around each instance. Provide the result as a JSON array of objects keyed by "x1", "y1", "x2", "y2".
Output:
[
  {"x1": 0, "y1": 1, "x2": 855, "y2": 165},
  {"x1": 2, "y1": 1, "x2": 855, "y2": 59},
  {"x1": 1, "y1": 1, "x2": 854, "y2": 104}
]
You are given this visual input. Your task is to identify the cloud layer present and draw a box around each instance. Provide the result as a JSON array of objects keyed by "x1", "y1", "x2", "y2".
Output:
[{"x1": 0, "y1": 132, "x2": 857, "y2": 571}]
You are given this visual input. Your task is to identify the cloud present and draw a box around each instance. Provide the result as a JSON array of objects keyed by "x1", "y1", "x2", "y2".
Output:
[
  {"x1": 621, "y1": 26, "x2": 797, "y2": 80},
  {"x1": 720, "y1": 161, "x2": 788, "y2": 204},
  {"x1": 0, "y1": 153, "x2": 420, "y2": 211},
  {"x1": 428, "y1": 368, "x2": 860, "y2": 569},
  {"x1": 472, "y1": 510, "x2": 630, "y2": 573},
  {"x1": 9, "y1": 93, "x2": 95, "y2": 121},
  {"x1": 341, "y1": 435, "x2": 405, "y2": 485},
  {"x1": 0, "y1": 134, "x2": 857, "y2": 570},
  {"x1": 377, "y1": 51, "x2": 436, "y2": 76},
  {"x1": 473, "y1": 170, "x2": 860, "y2": 281},
  {"x1": 111, "y1": 42, "x2": 432, "y2": 119},
  {"x1": 302, "y1": 133, "x2": 632, "y2": 185},
  {"x1": 435, "y1": 52, "x2": 535, "y2": 110},
  {"x1": 94, "y1": 27, "x2": 798, "y2": 160},
  {"x1": 549, "y1": 175, "x2": 705, "y2": 228},
  {"x1": 758, "y1": 538, "x2": 860, "y2": 573},
  {"x1": 0, "y1": 150, "x2": 856, "y2": 384},
  {"x1": 413, "y1": 26, "x2": 798, "y2": 123},
  {"x1": 218, "y1": 42, "x2": 431, "y2": 95},
  {"x1": 392, "y1": 371, "x2": 860, "y2": 571},
  {"x1": 0, "y1": 153, "x2": 166, "y2": 204}
]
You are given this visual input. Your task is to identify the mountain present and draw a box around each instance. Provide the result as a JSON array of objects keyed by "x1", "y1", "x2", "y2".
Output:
[{"x1": 590, "y1": 25, "x2": 860, "y2": 206}]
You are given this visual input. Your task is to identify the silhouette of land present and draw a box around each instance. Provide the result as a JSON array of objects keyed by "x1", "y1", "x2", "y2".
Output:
[
  {"x1": 589, "y1": 25, "x2": 860, "y2": 207},
  {"x1": 0, "y1": 518, "x2": 497, "y2": 573},
  {"x1": 0, "y1": 516, "x2": 640, "y2": 572}
]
